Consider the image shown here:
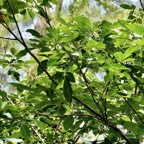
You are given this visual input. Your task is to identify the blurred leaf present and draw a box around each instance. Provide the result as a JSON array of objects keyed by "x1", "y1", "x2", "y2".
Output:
[
  {"x1": 86, "y1": 40, "x2": 105, "y2": 50},
  {"x1": 66, "y1": 72, "x2": 75, "y2": 82},
  {"x1": 37, "y1": 59, "x2": 48, "y2": 75},
  {"x1": 114, "y1": 52, "x2": 124, "y2": 62},
  {"x1": 20, "y1": 124, "x2": 31, "y2": 140},
  {"x1": 27, "y1": 29, "x2": 41, "y2": 38},
  {"x1": 10, "y1": 83, "x2": 31, "y2": 91},
  {"x1": 63, "y1": 76, "x2": 72, "y2": 103},
  {"x1": 10, "y1": 47, "x2": 17, "y2": 55},
  {"x1": 16, "y1": 49, "x2": 27, "y2": 59},
  {"x1": 120, "y1": 4, "x2": 135, "y2": 10},
  {"x1": 63, "y1": 117, "x2": 74, "y2": 130},
  {"x1": 128, "y1": 23, "x2": 144, "y2": 36}
]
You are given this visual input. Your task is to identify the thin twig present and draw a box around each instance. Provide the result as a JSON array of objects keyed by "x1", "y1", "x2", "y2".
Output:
[
  {"x1": 34, "y1": 0, "x2": 51, "y2": 27},
  {"x1": 6, "y1": 0, "x2": 57, "y2": 85},
  {"x1": 106, "y1": 122, "x2": 131, "y2": 144},
  {"x1": 3, "y1": 1, "x2": 132, "y2": 143},
  {"x1": 31, "y1": 126, "x2": 45, "y2": 144},
  {"x1": 0, "y1": 36, "x2": 16, "y2": 40},
  {"x1": 73, "y1": 96, "x2": 131, "y2": 143},
  {"x1": 73, "y1": 118, "x2": 91, "y2": 144},
  {"x1": 113, "y1": 79, "x2": 144, "y2": 124},
  {"x1": 61, "y1": 46, "x2": 104, "y2": 117},
  {"x1": 102, "y1": 81, "x2": 110, "y2": 120},
  {"x1": 74, "y1": 57, "x2": 105, "y2": 117},
  {"x1": 35, "y1": 111, "x2": 94, "y2": 118},
  {"x1": 140, "y1": 0, "x2": 144, "y2": 10}
]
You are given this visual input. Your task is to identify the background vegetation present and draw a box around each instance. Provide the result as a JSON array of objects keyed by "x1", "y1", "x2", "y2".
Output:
[{"x1": 0, "y1": 0, "x2": 144, "y2": 143}]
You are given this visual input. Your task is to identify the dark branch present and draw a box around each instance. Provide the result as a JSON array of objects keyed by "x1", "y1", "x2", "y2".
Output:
[
  {"x1": 74, "y1": 118, "x2": 91, "y2": 144},
  {"x1": 73, "y1": 96, "x2": 131, "y2": 143},
  {"x1": 140, "y1": 0, "x2": 144, "y2": 10},
  {"x1": 114, "y1": 79, "x2": 144, "y2": 124},
  {"x1": 6, "y1": 0, "x2": 57, "y2": 85},
  {"x1": 0, "y1": 36, "x2": 16, "y2": 40}
]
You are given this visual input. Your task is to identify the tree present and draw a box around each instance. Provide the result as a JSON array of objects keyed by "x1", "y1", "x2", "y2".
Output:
[{"x1": 0, "y1": 0, "x2": 144, "y2": 143}]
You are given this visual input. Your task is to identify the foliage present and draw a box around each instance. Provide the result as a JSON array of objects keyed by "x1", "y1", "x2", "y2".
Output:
[{"x1": 0, "y1": 0, "x2": 144, "y2": 143}]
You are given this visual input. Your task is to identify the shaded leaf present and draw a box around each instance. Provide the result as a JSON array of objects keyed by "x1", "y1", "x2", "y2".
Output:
[
  {"x1": 16, "y1": 49, "x2": 27, "y2": 59},
  {"x1": 120, "y1": 4, "x2": 135, "y2": 10},
  {"x1": 10, "y1": 83, "x2": 31, "y2": 91},
  {"x1": 20, "y1": 124, "x2": 31, "y2": 139},
  {"x1": 63, "y1": 76, "x2": 72, "y2": 103},
  {"x1": 66, "y1": 72, "x2": 75, "y2": 82},
  {"x1": 63, "y1": 117, "x2": 74, "y2": 130},
  {"x1": 27, "y1": 29, "x2": 41, "y2": 38},
  {"x1": 37, "y1": 59, "x2": 48, "y2": 75}
]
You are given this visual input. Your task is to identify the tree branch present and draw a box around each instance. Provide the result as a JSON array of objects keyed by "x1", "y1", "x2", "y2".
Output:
[
  {"x1": 6, "y1": 0, "x2": 57, "y2": 85},
  {"x1": 140, "y1": 0, "x2": 144, "y2": 10},
  {"x1": 73, "y1": 118, "x2": 91, "y2": 144},
  {"x1": 34, "y1": 0, "x2": 52, "y2": 27},
  {"x1": 113, "y1": 79, "x2": 144, "y2": 124},
  {"x1": 74, "y1": 57, "x2": 104, "y2": 114},
  {"x1": 0, "y1": 36, "x2": 16, "y2": 40},
  {"x1": 31, "y1": 126, "x2": 45, "y2": 144},
  {"x1": 73, "y1": 96, "x2": 131, "y2": 143}
]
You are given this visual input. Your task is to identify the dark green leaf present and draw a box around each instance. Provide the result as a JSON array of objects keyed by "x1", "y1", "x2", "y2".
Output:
[
  {"x1": 63, "y1": 77, "x2": 72, "y2": 103},
  {"x1": 27, "y1": 29, "x2": 41, "y2": 38},
  {"x1": 10, "y1": 47, "x2": 17, "y2": 55},
  {"x1": 10, "y1": 83, "x2": 31, "y2": 91},
  {"x1": 37, "y1": 59, "x2": 48, "y2": 75},
  {"x1": 63, "y1": 117, "x2": 74, "y2": 130},
  {"x1": 20, "y1": 124, "x2": 31, "y2": 139},
  {"x1": 66, "y1": 72, "x2": 75, "y2": 82},
  {"x1": 120, "y1": 4, "x2": 135, "y2": 10},
  {"x1": 16, "y1": 49, "x2": 27, "y2": 59}
]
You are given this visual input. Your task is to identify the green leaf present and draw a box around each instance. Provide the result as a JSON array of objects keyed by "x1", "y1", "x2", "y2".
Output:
[
  {"x1": 124, "y1": 45, "x2": 140, "y2": 59},
  {"x1": 124, "y1": 121, "x2": 138, "y2": 133},
  {"x1": 10, "y1": 83, "x2": 31, "y2": 91},
  {"x1": 20, "y1": 124, "x2": 31, "y2": 139},
  {"x1": 27, "y1": 9, "x2": 36, "y2": 20},
  {"x1": 56, "y1": 17, "x2": 67, "y2": 25},
  {"x1": 63, "y1": 76, "x2": 73, "y2": 103},
  {"x1": 3, "y1": 112, "x2": 13, "y2": 119},
  {"x1": 8, "y1": 70, "x2": 20, "y2": 81},
  {"x1": 74, "y1": 16, "x2": 91, "y2": 29},
  {"x1": 86, "y1": 40, "x2": 105, "y2": 50},
  {"x1": 118, "y1": 20, "x2": 129, "y2": 30},
  {"x1": 121, "y1": 115, "x2": 131, "y2": 122},
  {"x1": 46, "y1": 28, "x2": 59, "y2": 40},
  {"x1": 27, "y1": 29, "x2": 41, "y2": 38},
  {"x1": 120, "y1": 4, "x2": 135, "y2": 10},
  {"x1": 3, "y1": 0, "x2": 28, "y2": 14},
  {"x1": 10, "y1": 47, "x2": 17, "y2": 55},
  {"x1": 114, "y1": 52, "x2": 124, "y2": 62},
  {"x1": 66, "y1": 72, "x2": 75, "y2": 82},
  {"x1": 37, "y1": 59, "x2": 48, "y2": 75},
  {"x1": 128, "y1": 23, "x2": 144, "y2": 36},
  {"x1": 63, "y1": 117, "x2": 74, "y2": 130},
  {"x1": 0, "y1": 59, "x2": 9, "y2": 65},
  {"x1": 16, "y1": 49, "x2": 27, "y2": 59},
  {"x1": 0, "y1": 90, "x2": 7, "y2": 97}
]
